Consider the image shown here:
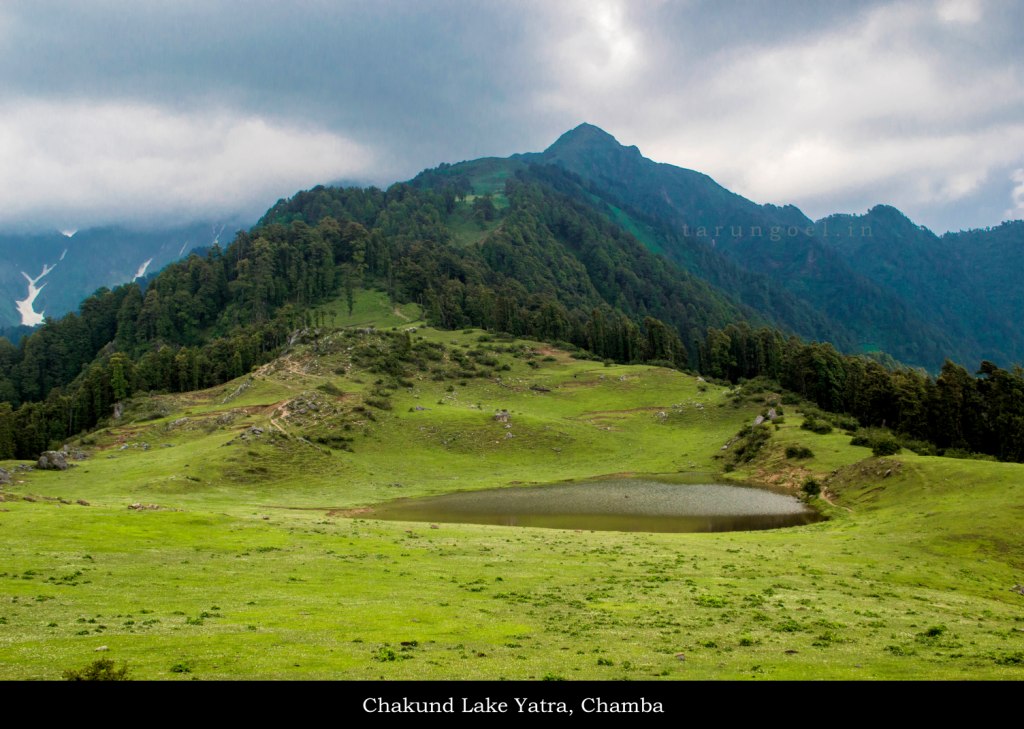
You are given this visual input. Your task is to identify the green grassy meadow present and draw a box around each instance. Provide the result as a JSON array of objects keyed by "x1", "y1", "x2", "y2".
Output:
[{"x1": 1, "y1": 292, "x2": 1022, "y2": 680}]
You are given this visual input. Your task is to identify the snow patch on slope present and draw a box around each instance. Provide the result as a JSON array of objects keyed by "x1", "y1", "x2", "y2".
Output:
[
  {"x1": 133, "y1": 258, "x2": 153, "y2": 281},
  {"x1": 16, "y1": 262, "x2": 58, "y2": 326}
]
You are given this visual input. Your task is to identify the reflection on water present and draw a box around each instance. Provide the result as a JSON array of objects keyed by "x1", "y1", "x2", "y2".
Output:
[{"x1": 365, "y1": 478, "x2": 822, "y2": 534}]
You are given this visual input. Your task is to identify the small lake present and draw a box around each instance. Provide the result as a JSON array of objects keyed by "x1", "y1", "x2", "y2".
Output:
[{"x1": 365, "y1": 477, "x2": 822, "y2": 533}]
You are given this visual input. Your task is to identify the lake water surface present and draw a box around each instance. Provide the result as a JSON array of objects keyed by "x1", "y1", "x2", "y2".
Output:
[{"x1": 366, "y1": 477, "x2": 821, "y2": 533}]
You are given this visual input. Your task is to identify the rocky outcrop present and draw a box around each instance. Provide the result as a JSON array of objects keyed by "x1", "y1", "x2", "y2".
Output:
[
  {"x1": 61, "y1": 446, "x2": 88, "y2": 461},
  {"x1": 37, "y1": 451, "x2": 69, "y2": 471}
]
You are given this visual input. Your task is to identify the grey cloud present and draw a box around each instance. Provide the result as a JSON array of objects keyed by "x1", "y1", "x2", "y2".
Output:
[{"x1": 0, "y1": 1, "x2": 1022, "y2": 232}]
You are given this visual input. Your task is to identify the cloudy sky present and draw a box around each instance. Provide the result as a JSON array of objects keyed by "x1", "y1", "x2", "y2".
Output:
[{"x1": 1, "y1": 0, "x2": 1021, "y2": 234}]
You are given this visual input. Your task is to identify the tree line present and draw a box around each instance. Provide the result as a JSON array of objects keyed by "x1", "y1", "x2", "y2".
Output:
[{"x1": 699, "y1": 322, "x2": 1024, "y2": 462}]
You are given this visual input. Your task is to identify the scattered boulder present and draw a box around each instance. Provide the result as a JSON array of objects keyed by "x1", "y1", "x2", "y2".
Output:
[
  {"x1": 128, "y1": 502, "x2": 163, "y2": 511},
  {"x1": 76, "y1": 499, "x2": 90, "y2": 507},
  {"x1": 113, "y1": 401, "x2": 124, "y2": 419},
  {"x1": 1012, "y1": 584, "x2": 1024, "y2": 596},
  {"x1": 222, "y1": 377, "x2": 255, "y2": 404},
  {"x1": 61, "y1": 446, "x2": 88, "y2": 461},
  {"x1": 494, "y1": 409, "x2": 511, "y2": 423},
  {"x1": 37, "y1": 451, "x2": 69, "y2": 471},
  {"x1": 754, "y1": 415, "x2": 765, "y2": 426},
  {"x1": 0, "y1": 467, "x2": 9, "y2": 485},
  {"x1": 767, "y1": 407, "x2": 778, "y2": 420}
]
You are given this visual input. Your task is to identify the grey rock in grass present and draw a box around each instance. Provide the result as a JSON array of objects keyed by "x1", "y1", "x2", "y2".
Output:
[{"x1": 37, "y1": 451, "x2": 69, "y2": 471}]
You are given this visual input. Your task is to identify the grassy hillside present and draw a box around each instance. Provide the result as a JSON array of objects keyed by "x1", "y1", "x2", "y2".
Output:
[{"x1": 0, "y1": 292, "x2": 1021, "y2": 680}]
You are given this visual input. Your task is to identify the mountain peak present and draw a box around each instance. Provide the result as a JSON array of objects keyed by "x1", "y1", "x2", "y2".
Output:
[
  {"x1": 543, "y1": 123, "x2": 641, "y2": 157},
  {"x1": 548, "y1": 122, "x2": 618, "y2": 147}
]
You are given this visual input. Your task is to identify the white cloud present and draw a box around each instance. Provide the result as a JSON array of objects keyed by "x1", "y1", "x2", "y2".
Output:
[
  {"x1": 0, "y1": 99, "x2": 375, "y2": 229},
  {"x1": 1008, "y1": 168, "x2": 1024, "y2": 219},
  {"x1": 532, "y1": 1, "x2": 1024, "y2": 227},
  {"x1": 936, "y1": 0, "x2": 983, "y2": 24},
  {"x1": 541, "y1": 0, "x2": 646, "y2": 90}
]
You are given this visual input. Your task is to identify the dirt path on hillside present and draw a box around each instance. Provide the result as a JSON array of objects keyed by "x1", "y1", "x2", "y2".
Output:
[
  {"x1": 267, "y1": 400, "x2": 291, "y2": 435},
  {"x1": 819, "y1": 488, "x2": 853, "y2": 512},
  {"x1": 281, "y1": 357, "x2": 309, "y2": 378}
]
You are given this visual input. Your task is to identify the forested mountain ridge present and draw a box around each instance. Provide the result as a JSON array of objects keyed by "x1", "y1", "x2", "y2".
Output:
[
  {"x1": 525, "y1": 124, "x2": 964, "y2": 368},
  {"x1": 819, "y1": 208, "x2": 1024, "y2": 366},
  {"x1": 3, "y1": 125, "x2": 1024, "y2": 466},
  {"x1": 0, "y1": 169, "x2": 773, "y2": 457}
]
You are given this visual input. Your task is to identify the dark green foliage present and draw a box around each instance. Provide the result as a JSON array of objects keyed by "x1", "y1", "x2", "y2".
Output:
[
  {"x1": 317, "y1": 382, "x2": 344, "y2": 396},
  {"x1": 62, "y1": 658, "x2": 131, "y2": 681},
  {"x1": 701, "y1": 324, "x2": 1024, "y2": 463},
  {"x1": 897, "y1": 436, "x2": 937, "y2": 456},
  {"x1": 872, "y1": 437, "x2": 902, "y2": 457},
  {"x1": 800, "y1": 417, "x2": 833, "y2": 435},
  {"x1": 730, "y1": 424, "x2": 772, "y2": 463},
  {"x1": 849, "y1": 426, "x2": 912, "y2": 457},
  {"x1": 802, "y1": 479, "x2": 821, "y2": 496},
  {"x1": 785, "y1": 445, "x2": 814, "y2": 459}
]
